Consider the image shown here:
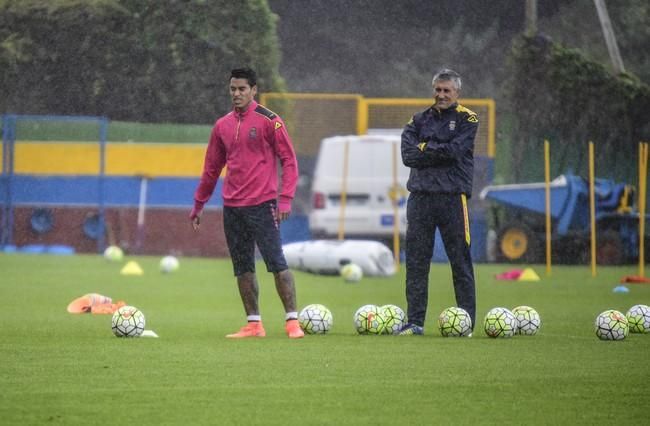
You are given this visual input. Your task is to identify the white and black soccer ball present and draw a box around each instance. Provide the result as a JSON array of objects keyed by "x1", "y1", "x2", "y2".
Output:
[
  {"x1": 298, "y1": 304, "x2": 333, "y2": 334},
  {"x1": 354, "y1": 304, "x2": 385, "y2": 335},
  {"x1": 484, "y1": 307, "x2": 517, "y2": 338},
  {"x1": 160, "y1": 255, "x2": 180, "y2": 274},
  {"x1": 111, "y1": 305, "x2": 146, "y2": 337},
  {"x1": 380, "y1": 304, "x2": 406, "y2": 335},
  {"x1": 595, "y1": 309, "x2": 628, "y2": 341},
  {"x1": 626, "y1": 304, "x2": 650, "y2": 334},
  {"x1": 438, "y1": 306, "x2": 472, "y2": 337},
  {"x1": 512, "y1": 305, "x2": 541, "y2": 335}
]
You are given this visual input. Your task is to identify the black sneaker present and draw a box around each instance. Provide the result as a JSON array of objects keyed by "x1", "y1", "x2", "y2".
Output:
[{"x1": 398, "y1": 323, "x2": 424, "y2": 335}]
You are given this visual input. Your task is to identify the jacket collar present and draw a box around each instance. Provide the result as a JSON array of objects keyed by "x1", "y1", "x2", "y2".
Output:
[
  {"x1": 431, "y1": 102, "x2": 458, "y2": 115},
  {"x1": 234, "y1": 100, "x2": 258, "y2": 117}
]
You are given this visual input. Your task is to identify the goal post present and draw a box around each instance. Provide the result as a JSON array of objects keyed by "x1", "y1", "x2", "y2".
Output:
[
  {"x1": 259, "y1": 93, "x2": 364, "y2": 156},
  {"x1": 259, "y1": 93, "x2": 496, "y2": 158},
  {"x1": 360, "y1": 97, "x2": 496, "y2": 158}
]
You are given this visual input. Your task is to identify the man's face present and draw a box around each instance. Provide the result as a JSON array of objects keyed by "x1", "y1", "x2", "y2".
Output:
[
  {"x1": 432, "y1": 79, "x2": 459, "y2": 110},
  {"x1": 230, "y1": 78, "x2": 257, "y2": 110}
]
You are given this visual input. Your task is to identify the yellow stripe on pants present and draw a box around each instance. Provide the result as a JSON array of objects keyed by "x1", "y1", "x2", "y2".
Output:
[{"x1": 461, "y1": 193, "x2": 470, "y2": 246}]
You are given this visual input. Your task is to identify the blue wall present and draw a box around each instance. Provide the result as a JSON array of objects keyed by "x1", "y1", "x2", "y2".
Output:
[{"x1": 0, "y1": 175, "x2": 223, "y2": 208}]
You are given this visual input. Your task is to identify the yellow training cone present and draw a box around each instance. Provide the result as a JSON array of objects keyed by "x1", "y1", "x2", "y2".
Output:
[
  {"x1": 121, "y1": 261, "x2": 144, "y2": 276},
  {"x1": 518, "y1": 268, "x2": 540, "y2": 282}
]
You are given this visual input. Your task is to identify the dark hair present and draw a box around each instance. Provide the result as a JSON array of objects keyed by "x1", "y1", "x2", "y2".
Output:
[{"x1": 230, "y1": 67, "x2": 257, "y2": 87}]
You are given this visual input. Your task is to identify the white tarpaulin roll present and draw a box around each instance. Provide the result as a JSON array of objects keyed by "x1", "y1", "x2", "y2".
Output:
[{"x1": 283, "y1": 240, "x2": 395, "y2": 277}]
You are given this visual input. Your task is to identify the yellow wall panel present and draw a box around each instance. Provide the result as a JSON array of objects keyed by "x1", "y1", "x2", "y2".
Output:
[
  {"x1": 14, "y1": 143, "x2": 100, "y2": 174},
  {"x1": 106, "y1": 144, "x2": 206, "y2": 177},
  {"x1": 9, "y1": 142, "x2": 209, "y2": 176}
]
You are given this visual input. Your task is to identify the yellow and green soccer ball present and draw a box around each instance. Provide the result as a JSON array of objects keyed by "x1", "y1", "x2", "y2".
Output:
[
  {"x1": 103, "y1": 245, "x2": 124, "y2": 262},
  {"x1": 380, "y1": 304, "x2": 406, "y2": 335},
  {"x1": 484, "y1": 307, "x2": 517, "y2": 338},
  {"x1": 438, "y1": 306, "x2": 472, "y2": 337},
  {"x1": 340, "y1": 263, "x2": 363, "y2": 283},
  {"x1": 299, "y1": 304, "x2": 333, "y2": 334},
  {"x1": 626, "y1": 304, "x2": 650, "y2": 334},
  {"x1": 354, "y1": 304, "x2": 385, "y2": 334},
  {"x1": 595, "y1": 309, "x2": 629, "y2": 340}
]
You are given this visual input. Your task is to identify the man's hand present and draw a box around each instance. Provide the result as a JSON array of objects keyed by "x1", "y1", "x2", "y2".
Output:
[
  {"x1": 190, "y1": 207, "x2": 203, "y2": 231},
  {"x1": 191, "y1": 214, "x2": 201, "y2": 230},
  {"x1": 278, "y1": 210, "x2": 290, "y2": 222}
]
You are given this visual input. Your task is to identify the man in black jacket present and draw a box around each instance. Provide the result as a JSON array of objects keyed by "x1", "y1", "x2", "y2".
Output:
[{"x1": 399, "y1": 69, "x2": 479, "y2": 335}]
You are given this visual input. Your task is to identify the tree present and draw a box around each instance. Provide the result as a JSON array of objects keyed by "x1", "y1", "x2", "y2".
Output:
[
  {"x1": 0, "y1": 0, "x2": 285, "y2": 123},
  {"x1": 538, "y1": 0, "x2": 650, "y2": 84},
  {"x1": 507, "y1": 35, "x2": 650, "y2": 184}
]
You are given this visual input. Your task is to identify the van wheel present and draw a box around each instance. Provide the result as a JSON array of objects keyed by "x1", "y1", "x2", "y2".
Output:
[{"x1": 496, "y1": 223, "x2": 540, "y2": 263}]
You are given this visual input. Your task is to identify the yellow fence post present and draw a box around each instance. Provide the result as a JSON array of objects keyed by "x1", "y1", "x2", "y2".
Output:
[
  {"x1": 337, "y1": 140, "x2": 350, "y2": 240},
  {"x1": 589, "y1": 141, "x2": 596, "y2": 277},
  {"x1": 639, "y1": 142, "x2": 648, "y2": 277}
]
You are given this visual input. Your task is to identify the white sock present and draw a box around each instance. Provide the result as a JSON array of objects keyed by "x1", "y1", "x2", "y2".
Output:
[
  {"x1": 247, "y1": 315, "x2": 261, "y2": 322},
  {"x1": 285, "y1": 312, "x2": 298, "y2": 321}
]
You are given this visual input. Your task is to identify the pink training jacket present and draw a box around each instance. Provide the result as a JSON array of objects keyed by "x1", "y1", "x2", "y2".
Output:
[{"x1": 192, "y1": 100, "x2": 298, "y2": 214}]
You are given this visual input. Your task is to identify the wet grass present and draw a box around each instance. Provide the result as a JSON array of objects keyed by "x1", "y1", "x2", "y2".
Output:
[{"x1": 1, "y1": 254, "x2": 648, "y2": 425}]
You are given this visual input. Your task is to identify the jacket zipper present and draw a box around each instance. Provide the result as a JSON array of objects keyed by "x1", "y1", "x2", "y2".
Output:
[{"x1": 235, "y1": 115, "x2": 241, "y2": 143}]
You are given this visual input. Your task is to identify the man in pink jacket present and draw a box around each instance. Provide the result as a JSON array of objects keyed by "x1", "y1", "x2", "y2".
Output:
[{"x1": 190, "y1": 67, "x2": 303, "y2": 339}]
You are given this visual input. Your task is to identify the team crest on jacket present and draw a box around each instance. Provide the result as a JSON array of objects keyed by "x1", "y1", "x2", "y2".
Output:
[
  {"x1": 249, "y1": 127, "x2": 257, "y2": 139},
  {"x1": 449, "y1": 120, "x2": 456, "y2": 131}
]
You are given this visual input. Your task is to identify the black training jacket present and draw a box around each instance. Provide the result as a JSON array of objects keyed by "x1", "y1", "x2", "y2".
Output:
[{"x1": 401, "y1": 103, "x2": 479, "y2": 197}]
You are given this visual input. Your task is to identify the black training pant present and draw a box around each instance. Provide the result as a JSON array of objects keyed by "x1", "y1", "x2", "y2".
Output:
[
  {"x1": 404, "y1": 192, "x2": 476, "y2": 328},
  {"x1": 223, "y1": 199, "x2": 288, "y2": 276}
]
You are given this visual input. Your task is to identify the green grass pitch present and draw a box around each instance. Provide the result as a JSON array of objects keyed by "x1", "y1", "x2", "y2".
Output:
[{"x1": 1, "y1": 253, "x2": 649, "y2": 425}]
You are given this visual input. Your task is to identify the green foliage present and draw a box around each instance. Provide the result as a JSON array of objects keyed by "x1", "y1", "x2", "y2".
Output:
[
  {"x1": 0, "y1": 0, "x2": 285, "y2": 123},
  {"x1": 538, "y1": 0, "x2": 650, "y2": 84},
  {"x1": 1, "y1": 254, "x2": 649, "y2": 424},
  {"x1": 507, "y1": 35, "x2": 650, "y2": 183}
]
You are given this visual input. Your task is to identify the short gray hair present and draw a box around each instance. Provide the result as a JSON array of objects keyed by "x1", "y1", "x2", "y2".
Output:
[{"x1": 432, "y1": 69, "x2": 462, "y2": 91}]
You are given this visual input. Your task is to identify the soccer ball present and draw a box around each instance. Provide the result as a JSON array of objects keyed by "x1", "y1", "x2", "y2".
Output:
[
  {"x1": 595, "y1": 309, "x2": 629, "y2": 340},
  {"x1": 160, "y1": 255, "x2": 180, "y2": 273},
  {"x1": 111, "y1": 305, "x2": 146, "y2": 337},
  {"x1": 380, "y1": 304, "x2": 406, "y2": 335},
  {"x1": 340, "y1": 263, "x2": 363, "y2": 283},
  {"x1": 484, "y1": 307, "x2": 517, "y2": 338},
  {"x1": 512, "y1": 305, "x2": 541, "y2": 335},
  {"x1": 438, "y1": 306, "x2": 472, "y2": 337},
  {"x1": 299, "y1": 304, "x2": 333, "y2": 334},
  {"x1": 354, "y1": 304, "x2": 386, "y2": 334},
  {"x1": 103, "y1": 245, "x2": 123, "y2": 262},
  {"x1": 626, "y1": 304, "x2": 650, "y2": 333}
]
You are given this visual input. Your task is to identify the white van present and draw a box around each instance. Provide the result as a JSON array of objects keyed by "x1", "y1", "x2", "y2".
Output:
[{"x1": 308, "y1": 134, "x2": 410, "y2": 242}]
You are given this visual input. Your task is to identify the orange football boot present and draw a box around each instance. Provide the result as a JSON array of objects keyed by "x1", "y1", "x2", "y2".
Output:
[
  {"x1": 226, "y1": 322, "x2": 266, "y2": 338},
  {"x1": 285, "y1": 319, "x2": 305, "y2": 339}
]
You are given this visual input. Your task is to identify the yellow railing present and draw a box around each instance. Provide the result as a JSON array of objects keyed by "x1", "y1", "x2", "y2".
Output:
[{"x1": 260, "y1": 93, "x2": 496, "y2": 158}]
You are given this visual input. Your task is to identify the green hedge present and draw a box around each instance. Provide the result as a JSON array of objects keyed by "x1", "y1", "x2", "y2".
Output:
[{"x1": 507, "y1": 35, "x2": 650, "y2": 185}]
